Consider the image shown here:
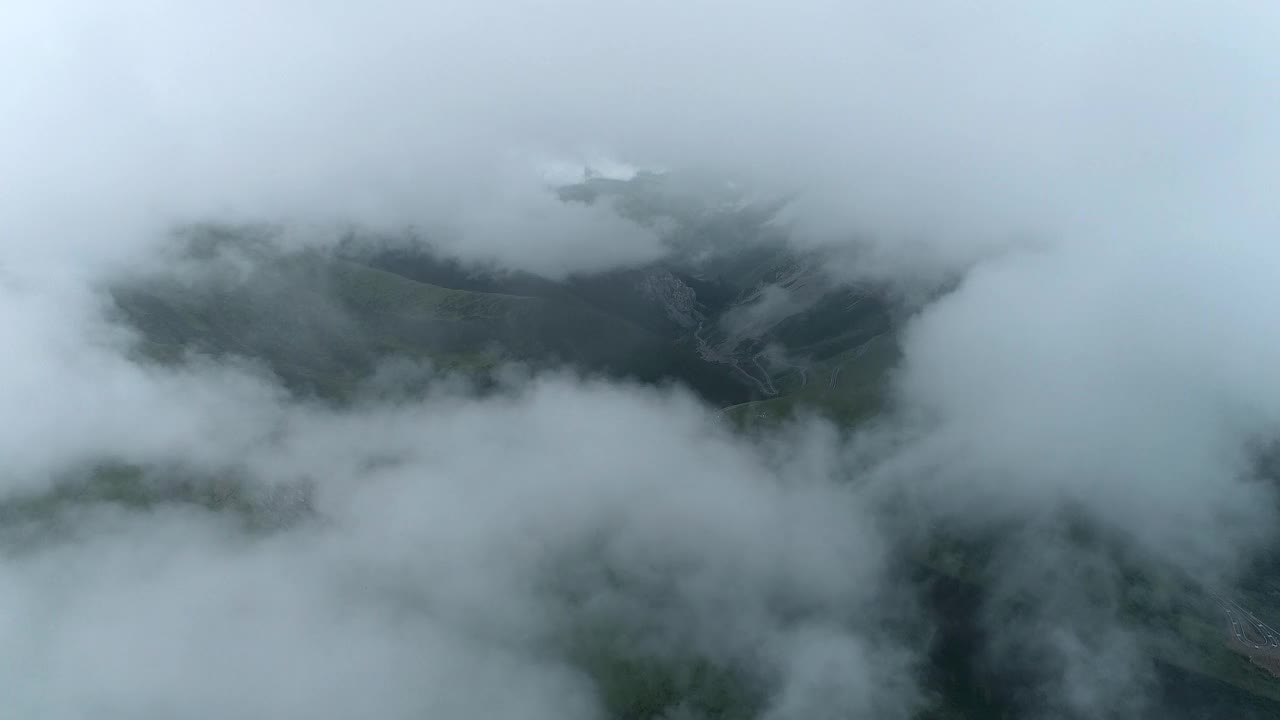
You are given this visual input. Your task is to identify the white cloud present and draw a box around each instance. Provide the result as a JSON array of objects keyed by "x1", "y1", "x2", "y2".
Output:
[
  {"x1": 0, "y1": 375, "x2": 912, "y2": 719},
  {"x1": 5, "y1": 1, "x2": 1280, "y2": 715}
]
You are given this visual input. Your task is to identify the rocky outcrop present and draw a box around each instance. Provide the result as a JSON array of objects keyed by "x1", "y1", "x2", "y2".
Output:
[{"x1": 635, "y1": 269, "x2": 701, "y2": 329}]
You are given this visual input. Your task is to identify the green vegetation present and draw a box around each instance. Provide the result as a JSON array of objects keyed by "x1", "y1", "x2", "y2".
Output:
[
  {"x1": 113, "y1": 237, "x2": 747, "y2": 404},
  {"x1": 83, "y1": 184, "x2": 1280, "y2": 718},
  {"x1": 0, "y1": 463, "x2": 312, "y2": 542},
  {"x1": 723, "y1": 335, "x2": 897, "y2": 430},
  {"x1": 570, "y1": 636, "x2": 761, "y2": 720}
]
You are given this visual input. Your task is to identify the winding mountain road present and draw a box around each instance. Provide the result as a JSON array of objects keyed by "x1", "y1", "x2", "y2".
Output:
[{"x1": 1220, "y1": 596, "x2": 1280, "y2": 650}]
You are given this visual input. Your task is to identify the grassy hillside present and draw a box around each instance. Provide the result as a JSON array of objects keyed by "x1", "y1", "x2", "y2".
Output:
[
  {"x1": 113, "y1": 248, "x2": 749, "y2": 405},
  {"x1": 97, "y1": 218, "x2": 1280, "y2": 718},
  {"x1": 722, "y1": 330, "x2": 898, "y2": 430}
]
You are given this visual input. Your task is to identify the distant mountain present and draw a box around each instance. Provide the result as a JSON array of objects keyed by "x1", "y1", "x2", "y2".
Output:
[
  {"x1": 93, "y1": 174, "x2": 1280, "y2": 720},
  {"x1": 110, "y1": 174, "x2": 898, "y2": 418},
  {"x1": 112, "y1": 243, "x2": 745, "y2": 405}
]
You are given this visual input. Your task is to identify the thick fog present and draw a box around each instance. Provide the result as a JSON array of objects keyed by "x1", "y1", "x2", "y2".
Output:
[
  {"x1": 6, "y1": 1, "x2": 1280, "y2": 717},
  {"x1": 8, "y1": 1, "x2": 1277, "y2": 275},
  {"x1": 1, "y1": 377, "x2": 916, "y2": 719}
]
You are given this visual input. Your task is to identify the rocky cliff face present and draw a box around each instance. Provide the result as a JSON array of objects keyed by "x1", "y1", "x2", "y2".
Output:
[{"x1": 635, "y1": 268, "x2": 701, "y2": 329}]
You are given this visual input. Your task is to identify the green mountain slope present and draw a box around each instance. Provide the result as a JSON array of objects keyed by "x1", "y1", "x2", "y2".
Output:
[
  {"x1": 112, "y1": 248, "x2": 748, "y2": 404},
  {"x1": 94, "y1": 196, "x2": 1280, "y2": 718}
]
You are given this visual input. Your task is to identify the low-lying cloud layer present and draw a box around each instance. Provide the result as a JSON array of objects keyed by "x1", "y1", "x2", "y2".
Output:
[
  {"x1": 6, "y1": 1, "x2": 1280, "y2": 717},
  {"x1": 1, "y1": 372, "x2": 915, "y2": 720}
]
